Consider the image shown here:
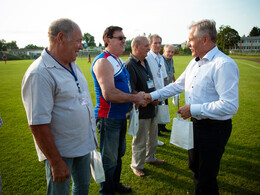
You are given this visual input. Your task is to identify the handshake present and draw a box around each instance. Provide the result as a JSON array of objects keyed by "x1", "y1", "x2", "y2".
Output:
[
  {"x1": 133, "y1": 91, "x2": 191, "y2": 119},
  {"x1": 133, "y1": 91, "x2": 154, "y2": 108}
]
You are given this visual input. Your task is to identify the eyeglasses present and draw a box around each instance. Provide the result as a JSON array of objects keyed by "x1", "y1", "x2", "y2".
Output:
[{"x1": 111, "y1": 36, "x2": 127, "y2": 41}]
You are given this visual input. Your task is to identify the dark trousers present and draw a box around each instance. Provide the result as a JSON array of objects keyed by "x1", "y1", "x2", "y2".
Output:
[
  {"x1": 189, "y1": 118, "x2": 232, "y2": 195},
  {"x1": 96, "y1": 118, "x2": 127, "y2": 195}
]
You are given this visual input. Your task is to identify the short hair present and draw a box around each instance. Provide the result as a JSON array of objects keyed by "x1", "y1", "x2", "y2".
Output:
[
  {"x1": 164, "y1": 44, "x2": 174, "y2": 50},
  {"x1": 189, "y1": 19, "x2": 217, "y2": 43},
  {"x1": 103, "y1": 26, "x2": 123, "y2": 47},
  {"x1": 131, "y1": 36, "x2": 147, "y2": 49},
  {"x1": 148, "y1": 34, "x2": 162, "y2": 44},
  {"x1": 48, "y1": 18, "x2": 75, "y2": 42}
]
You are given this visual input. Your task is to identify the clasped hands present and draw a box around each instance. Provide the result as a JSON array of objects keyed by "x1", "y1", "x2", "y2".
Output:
[{"x1": 135, "y1": 92, "x2": 191, "y2": 119}]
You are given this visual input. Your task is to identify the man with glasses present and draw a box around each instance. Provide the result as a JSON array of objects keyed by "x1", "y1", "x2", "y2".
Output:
[{"x1": 91, "y1": 26, "x2": 146, "y2": 195}]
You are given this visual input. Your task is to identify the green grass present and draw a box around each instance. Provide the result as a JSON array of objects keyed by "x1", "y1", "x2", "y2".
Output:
[{"x1": 0, "y1": 55, "x2": 259, "y2": 194}]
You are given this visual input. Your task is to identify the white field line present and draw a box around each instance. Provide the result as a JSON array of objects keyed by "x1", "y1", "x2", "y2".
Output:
[{"x1": 235, "y1": 59, "x2": 260, "y2": 70}]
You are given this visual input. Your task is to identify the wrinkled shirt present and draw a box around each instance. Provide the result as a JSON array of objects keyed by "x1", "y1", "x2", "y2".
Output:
[
  {"x1": 151, "y1": 46, "x2": 239, "y2": 120},
  {"x1": 22, "y1": 49, "x2": 98, "y2": 161}
]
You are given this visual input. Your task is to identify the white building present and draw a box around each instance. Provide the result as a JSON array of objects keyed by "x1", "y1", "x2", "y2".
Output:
[{"x1": 231, "y1": 36, "x2": 260, "y2": 54}]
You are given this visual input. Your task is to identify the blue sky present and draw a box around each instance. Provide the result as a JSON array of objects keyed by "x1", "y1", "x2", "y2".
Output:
[{"x1": 1, "y1": 0, "x2": 259, "y2": 48}]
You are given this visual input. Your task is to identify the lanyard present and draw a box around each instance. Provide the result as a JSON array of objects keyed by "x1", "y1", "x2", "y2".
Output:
[
  {"x1": 61, "y1": 64, "x2": 82, "y2": 93},
  {"x1": 46, "y1": 49, "x2": 82, "y2": 92},
  {"x1": 155, "y1": 56, "x2": 162, "y2": 69}
]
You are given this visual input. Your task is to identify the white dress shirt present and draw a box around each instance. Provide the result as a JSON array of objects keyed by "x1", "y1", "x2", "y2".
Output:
[
  {"x1": 151, "y1": 46, "x2": 239, "y2": 120},
  {"x1": 146, "y1": 50, "x2": 167, "y2": 90}
]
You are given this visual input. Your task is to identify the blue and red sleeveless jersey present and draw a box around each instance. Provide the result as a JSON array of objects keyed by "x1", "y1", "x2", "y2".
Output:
[{"x1": 91, "y1": 51, "x2": 131, "y2": 119}]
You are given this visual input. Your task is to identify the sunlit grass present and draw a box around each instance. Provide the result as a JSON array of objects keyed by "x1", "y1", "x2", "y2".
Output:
[{"x1": 0, "y1": 55, "x2": 259, "y2": 194}]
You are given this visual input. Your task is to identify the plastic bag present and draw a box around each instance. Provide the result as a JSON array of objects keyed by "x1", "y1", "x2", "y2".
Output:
[
  {"x1": 170, "y1": 114, "x2": 194, "y2": 150},
  {"x1": 128, "y1": 104, "x2": 139, "y2": 136},
  {"x1": 90, "y1": 150, "x2": 105, "y2": 183}
]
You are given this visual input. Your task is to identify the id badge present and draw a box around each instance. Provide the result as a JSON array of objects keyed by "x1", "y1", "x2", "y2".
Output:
[
  {"x1": 147, "y1": 80, "x2": 155, "y2": 89},
  {"x1": 128, "y1": 81, "x2": 132, "y2": 93},
  {"x1": 78, "y1": 91, "x2": 88, "y2": 105}
]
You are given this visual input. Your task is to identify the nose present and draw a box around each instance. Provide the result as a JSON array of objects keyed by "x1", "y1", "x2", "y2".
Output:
[
  {"x1": 187, "y1": 41, "x2": 190, "y2": 47},
  {"x1": 79, "y1": 43, "x2": 84, "y2": 50}
]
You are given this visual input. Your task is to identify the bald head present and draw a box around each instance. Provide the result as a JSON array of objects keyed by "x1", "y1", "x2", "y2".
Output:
[
  {"x1": 131, "y1": 36, "x2": 150, "y2": 61},
  {"x1": 48, "y1": 18, "x2": 78, "y2": 43}
]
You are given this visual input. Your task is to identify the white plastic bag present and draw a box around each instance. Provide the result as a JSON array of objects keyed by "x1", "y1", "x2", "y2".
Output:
[
  {"x1": 155, "y1": 101, "x2": 170, "y2": 124},
  {"x1": 128, "y1": 104, "x2": 139, "y2": 136},
  {"x1": 170, "y1": 114, "x2": 194, "y2": 150},
  {"x1": 90, "y1": 150, "x2": 105, "y2": 183}
]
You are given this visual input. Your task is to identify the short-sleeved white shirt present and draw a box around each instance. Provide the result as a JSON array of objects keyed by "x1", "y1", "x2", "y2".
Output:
[
  {"x1": 146, "y1": 51, "x2": 167, "y2": 90},
  {"x1": 22, "y1": 49, "x2": 97, "y2": 161}
]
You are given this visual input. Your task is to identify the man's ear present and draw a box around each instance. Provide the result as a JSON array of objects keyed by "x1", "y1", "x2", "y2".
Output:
[
  {"x1": 203, "y1": 35, "x2": 210, "y2": 45},
  {"x1": 105, "y1": 37, "x2": 110, "y2": 46},
  {"x1": 56, "y1": 32, "x2": 65, "y2": 43}
]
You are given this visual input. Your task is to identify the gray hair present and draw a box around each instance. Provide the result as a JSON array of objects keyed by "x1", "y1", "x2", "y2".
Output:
[
  {"x1": 148, "y1": 34, "x2": 162, "y2": 44},
  {"x1": 164, "y1": 44, "x2": 174, "y2": 50},
  {"x1": 48, "y1": 18, "x2": 75, "y2": 42},
  {"x1": 189, "y1": 19, "x2": 217, "y2": 43},
  {"x1": 131, "y1": 36, "x2": 147, "y2": 48}
]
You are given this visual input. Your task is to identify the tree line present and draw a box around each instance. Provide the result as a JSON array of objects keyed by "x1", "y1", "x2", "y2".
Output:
[{"x1": 1, "y1": 26, "x2": 259, "y2": 52}]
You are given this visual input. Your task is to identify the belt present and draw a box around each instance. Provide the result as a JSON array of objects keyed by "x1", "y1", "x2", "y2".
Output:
[{"x1": 191, "y1": 117, "x2": 231, "y2": 125}]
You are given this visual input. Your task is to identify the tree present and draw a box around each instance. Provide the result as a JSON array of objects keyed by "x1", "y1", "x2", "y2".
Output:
[
  {"x1": 6, "y1": 41, "x2": 18, "y2": 50},
  {"x1": 24, "y1": 44, "x2": 44, "y2": 49},
  {"x1": 249, "y1": 26, "x2": 260, "y2": 37},
  {"x1": 83, "y1": 33, "x2": 96, "y2": 47},
  {"x1": 217, "y1": 25, "x2": 240, "y2": 52},
  {"x1": 0, "y1": 39, "x2": 7, "y2": 51}
]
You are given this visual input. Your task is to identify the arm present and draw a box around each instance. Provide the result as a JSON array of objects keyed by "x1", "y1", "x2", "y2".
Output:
[
  {"x1": 149, "y1": 68, "x2": 186, "y2": 102},
  {"x1": 172, "y1": 74, "x2": 176, "y2": 83},
  {"x1": 30, "y1": 124, "x2": 70, "y2": 182},
  {"x1": 93, "y1": 58, "x2": 146, "y2": 105}
]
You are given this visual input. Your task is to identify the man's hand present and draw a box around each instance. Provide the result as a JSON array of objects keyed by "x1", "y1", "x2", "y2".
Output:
[
  {"x1": 134, "y1": 91, "x2": 147, "y2": 107},
  {"x1": 144, "y1": 93, "x2": 152, "y2": 104},
  {"x1": 50, "y1": 159, "x2": 70, "y2": 182},
  {"x1": 177, "y1": 105, "x2": 191, "y2": 119}
]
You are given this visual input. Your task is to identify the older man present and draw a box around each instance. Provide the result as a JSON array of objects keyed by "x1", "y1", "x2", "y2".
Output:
[
  {"x1": 163, "y1": 44, "x2": 176, "y2": 84},
  {"x1": 125, "y1": 36, "x2": 164, "y2": 178},
  {"x1": 146, "y1": 34, "x2": 169, "y2": 140},
  {"x1": 91, "y1": 26, "x2": 146, "y2": 195},
  {"x1": 22, "y1": 18, "x2": 98, "y2": 194},
  {"x1": 146, "y1": 19, "x2": 239, "y2": 195}
]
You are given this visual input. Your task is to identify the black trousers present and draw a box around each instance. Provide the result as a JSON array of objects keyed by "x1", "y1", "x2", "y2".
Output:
[{"x1": 189, "y1": 118, "x2": 232, "y2": 195}]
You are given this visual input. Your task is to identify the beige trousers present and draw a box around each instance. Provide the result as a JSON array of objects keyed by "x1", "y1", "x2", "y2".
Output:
[{"x1": 130, "y1": 118, "x2": 158, "y2": 170}]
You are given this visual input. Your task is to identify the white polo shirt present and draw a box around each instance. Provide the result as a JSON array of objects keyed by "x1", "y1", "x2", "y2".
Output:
[
  {"x1": 146, "y1": 50, "x2": 167, "y2": 90},
  {"x1": 22, "y1": 49, "x2": 97, "y2": 161}
]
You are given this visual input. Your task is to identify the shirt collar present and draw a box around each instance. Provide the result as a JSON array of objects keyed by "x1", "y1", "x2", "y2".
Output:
[
  {"x1": 202, "y1": 46, "x2": 218, "y2": 62},
  {"x1": 130, "y1": 53, "x2": 148, "y2": 65},
  {"x1": 149, "y1": 50, "x2": 161, "y2": 59},
  {"x1": 42, "y1": 48, "x2": 75, "y2": 69}
]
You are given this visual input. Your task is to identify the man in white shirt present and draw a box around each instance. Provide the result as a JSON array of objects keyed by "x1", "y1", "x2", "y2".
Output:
[
  {"x1": 146, "y1": 34, "x2": 169, "y2": 142},
  {"x1": 146, "y1": 19, "x2": 239, "y2": 195}
]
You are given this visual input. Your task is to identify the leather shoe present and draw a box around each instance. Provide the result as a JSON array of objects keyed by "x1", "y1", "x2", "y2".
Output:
[
  {"x1": 116, "y1": 183, "x2": 132, "y2": 193},
  {"x1": 157, "y1": 140, "x2": 164, "y2": 146},
  {"x1": 149, "y1": 159, "x2": 165, "y2": 165},
  {"x1": 132, "y1": 168, "x2": 145, "y2": 177}
]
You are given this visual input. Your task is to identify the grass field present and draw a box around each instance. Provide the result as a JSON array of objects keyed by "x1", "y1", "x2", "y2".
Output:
[{"x1": 0, "y1": 55, "x2": 259, "y2": 194}]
